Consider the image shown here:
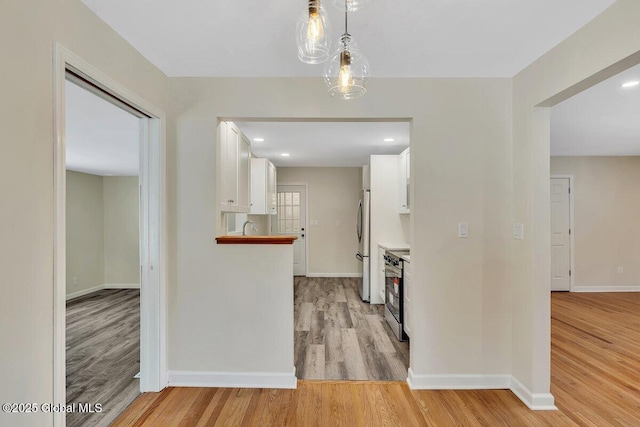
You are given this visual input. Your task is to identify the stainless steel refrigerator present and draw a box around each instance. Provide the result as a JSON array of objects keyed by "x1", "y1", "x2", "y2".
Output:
[{"x1": 356, "y1": 190, "x2": 371, "y2": 301}]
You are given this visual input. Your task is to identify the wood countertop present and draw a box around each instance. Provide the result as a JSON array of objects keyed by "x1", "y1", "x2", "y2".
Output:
[{"x1": 215, "y1": 235, "x2": 298, "y2": 245}]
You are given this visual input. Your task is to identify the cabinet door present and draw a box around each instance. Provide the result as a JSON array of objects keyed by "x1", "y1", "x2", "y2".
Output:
[
  {"x1": 398, "y1": 151, "x2": 408, "y2": 213},
  {"x1": 267, "y1": 162, "x2": 277, "y2": 214},
  {"x1": 405, "y1": 150, "x2": 410, "y2": 211},
  {"x1": 378, "y1": 246, "x2": 386, "y2": 303},
  {"x1": 403, "y1": 262, "x2": 411, "y2": 337},
  {"x1": 250, "y1": 158, "x2": 266, "y2": 214},
  {"x1": 236, "y1": 133, "x2": 251, "y2": 212},
  {"x1": 224, "y1": 123, "x2": 239, "y2": 208}
]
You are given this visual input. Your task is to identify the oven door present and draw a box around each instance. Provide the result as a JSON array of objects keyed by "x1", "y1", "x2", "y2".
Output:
[{"x1": 385, "y1": 262, "x2": 402, "y2": 322}]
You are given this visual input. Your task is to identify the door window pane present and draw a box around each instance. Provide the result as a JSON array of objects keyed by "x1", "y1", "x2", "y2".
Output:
[{"x1": 277, "y1": 191, "x2": 302, "y2": 233}]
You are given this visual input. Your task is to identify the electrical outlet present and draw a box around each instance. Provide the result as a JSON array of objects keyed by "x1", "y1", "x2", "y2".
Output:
[
  {"x1": 618, "y1": 267, "x2": 624, "y2": 274},
  {"x1": 310, "y1": 219, "x2": 319, "y2": 226},
  {"x1": 73, "y1": 277, "x2": 78, "y2": 285}
]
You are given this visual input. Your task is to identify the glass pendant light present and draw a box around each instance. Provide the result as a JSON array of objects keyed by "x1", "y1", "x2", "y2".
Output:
[
  {"x1": 296, "y1": 0, "x2": 331, "y2": 64},
  {"x1": 330, "y1": 0, "x2": 373, "y2": 12},
  {"x1": 323, "y1": 2, "x2": 369, "y2": 99}
]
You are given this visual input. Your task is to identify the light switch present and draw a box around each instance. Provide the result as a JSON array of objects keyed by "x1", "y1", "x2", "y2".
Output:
[
  {"x1": 335, "y1": 220, "x2": 341, "y2": 227},
  {"x1": 310, "y1": 220, "x2": 319, "y2": 226},
  {"x1": 513, "y1": 223, "x2": 524, "y2": 240},
  {"x1": 458, "y1": 222, "x2": 468, "y2": 238}
]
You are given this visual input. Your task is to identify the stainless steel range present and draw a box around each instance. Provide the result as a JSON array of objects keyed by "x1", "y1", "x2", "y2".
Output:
[{"x1": 384, "y1": 250, "x2": 409, "y2": 341}]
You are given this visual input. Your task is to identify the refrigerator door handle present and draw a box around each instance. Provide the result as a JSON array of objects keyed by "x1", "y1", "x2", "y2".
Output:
[{"x1": 356, "y1": 200, "x2": 362, "y2": 242}]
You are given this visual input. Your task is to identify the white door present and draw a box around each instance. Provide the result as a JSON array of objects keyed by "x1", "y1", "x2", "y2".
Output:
[
  {"x1": 551, "y1": 178, "x2": 571, "y2": 291},
  {"x1": 274, "y1": 185, "x2": 307, "y2": 276}
]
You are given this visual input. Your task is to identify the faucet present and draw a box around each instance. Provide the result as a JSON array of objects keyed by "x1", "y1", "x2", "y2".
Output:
[{"x1": 242, "y1": 220, "x2": 258, "y2": 236}]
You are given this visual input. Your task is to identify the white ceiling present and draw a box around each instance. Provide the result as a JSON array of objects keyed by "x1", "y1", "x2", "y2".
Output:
[
  {"x1": 68, "y1": 0, "x2": 636, "y2": 171},
  {"x1": 65, "y1": 80, "x2": 140, "y2": 176},
  {"x1": 81, "y1": 0, "x2": 615, "y2": 78},
  {"x1": 236, "y1": 121, "x2": 410, "y2": 167},
  {"x1": 551, "y1": 63, "x2": 640, "y2": 156}
]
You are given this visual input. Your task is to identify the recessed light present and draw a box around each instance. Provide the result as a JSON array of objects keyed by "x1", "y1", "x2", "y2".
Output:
[
  {"x1": 281, "y1": 153, "x2": 290, "y2": 157},
  {"x1": 384, "y1": 138, "x2": 395, "y2": 142},
  {"x1": 622, "y1": 80, "x2": 639, "y2": 88},
  {"x1": 253, "y1": 137, "x2": 265, "y2": 142}
]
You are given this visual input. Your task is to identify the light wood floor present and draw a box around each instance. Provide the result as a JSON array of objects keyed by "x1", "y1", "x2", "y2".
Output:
[
  {"x1": 294, "y1": 277, "x2": 409, "y2": 380},
  {"x1": 66, "y1": 289, "x2": 141, "y2": 427},
  {"x1": 113, "y1": 292, "x2": 640, "y2": 426}
]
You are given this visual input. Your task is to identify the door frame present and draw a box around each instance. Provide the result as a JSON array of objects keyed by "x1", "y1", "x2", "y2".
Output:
[
  {"x1": 275, "y1": 182, "x2": 309, "y2": 277},
  {"x1": 53, "y1": 43, "x2": 167, "y2": 426},
  {"x1": 550, "y1": 175, "x2": 574, "y2": 292}
]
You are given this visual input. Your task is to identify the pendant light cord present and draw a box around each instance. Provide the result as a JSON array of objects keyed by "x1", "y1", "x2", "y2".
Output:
[
  {"x1": 343, "y1": 0, "x2": 350, "y2": 47},
  {"x1": 344, "y1": 0, "x2": 348, "y2": 35}
]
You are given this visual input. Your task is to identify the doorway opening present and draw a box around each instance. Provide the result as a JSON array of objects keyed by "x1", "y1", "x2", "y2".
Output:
[
  {"x1": 221, "y1": 118, "x2": 411, "y2": 381},
  {"x1": 64, "y1": 77, "x2": 142, "y2": 427},
  {"x1": 544, "y1": 54, "x2": 640, "y2": 418},
  {"x1": 549, "y1": 62, "x2": 640, "y2": 293},
  {"x1": 53, "y1": 45, "x2": 166, "y2": 427}
]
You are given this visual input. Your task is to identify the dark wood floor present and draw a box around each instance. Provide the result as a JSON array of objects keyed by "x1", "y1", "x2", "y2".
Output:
[
  {"x1": 294, "y1": 277, "x2": 409, "y2": 380},
  {"x1": 66, "y1": 289, "x2": 141, "y2": 427}
]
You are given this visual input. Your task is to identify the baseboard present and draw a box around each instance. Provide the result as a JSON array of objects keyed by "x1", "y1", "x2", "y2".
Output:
[
  {"x1": 168, "y1": 369, "x2": 297, "y2": 389},
  {"x1": 510, "y1": 376, "x2": 556, "y2": 410},
  {"x1": 305, "y1": 273, "x2": 363, "y2": 278},
  {"x1": 66, "y1": 285, "x2": 105, "y2": 301},
  {"x1": 104, "y1": 283, "x2": 141, "y2": 289},
  {"x1": 407, "y1": 368, "x2": 511, "y2": 389},
  {"x1": 66, "y1": 283, "x2": 141, "y2": 300},
  {"x1": 407, "y1": 370, "x2": 557, "y2": 411},
  {"x1": 572, "y1": 285, "x2": 640, "y2": 293}
]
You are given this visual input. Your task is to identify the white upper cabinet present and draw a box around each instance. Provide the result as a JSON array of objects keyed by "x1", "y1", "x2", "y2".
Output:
[
  {"x1": 250, "y1": 158, "x2": 277, "y2": 215},
  {"x1": 218, "y1": 121, "x2": 251, "y2": 213},
  {"x1": 398, "y1": 147, "x2": 410, "y2": 214},
  {"x1": 237, "y1": 133, "x2": 251, "y2": 211}
]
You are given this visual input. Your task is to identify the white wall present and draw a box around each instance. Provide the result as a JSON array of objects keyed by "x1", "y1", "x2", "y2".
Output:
[
  {"x1": 551, "y1": 156, "x2": 640, "y2": 291},
  {"x1": 0, "y1": 1, "x2": 167, "y2": 424},
  {"x1": 167, "y1": 77, "x2": 513, "y2": 388},
  {"x1": 66, "y1": 173, "x2": 139, "y2": 299},
  {"x1": 103, "y1": 176, "x2": 140, "y2": 286},
  {"x1": 369, "y1": 155, "x2": 410, "y2": 304},
  {"x1": 512, "y1": 0, "x2": 640, "y2": 406},
  {"x1": 66, "y1": 171, "x2": 105, "y2": 296},
  {"x1": 277, "y1": 167, "x2": 362, "y2": 277},
  {"x1": 5, "y1": 0, "x2": 638, "y2": 419}
]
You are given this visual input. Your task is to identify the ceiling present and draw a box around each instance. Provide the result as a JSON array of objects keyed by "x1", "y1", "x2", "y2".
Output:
[
  {"x1": 67, "y1": 0, "x2": 638, "y2": 172},
  {"x1": 236, "y1": 121, "x2": 410, "y2": 167},
  {"x1": 81, "y1": 0, "x2": 615, "y2": 78},
  {"x1": 551, "y1": 62, "x2": 640, "y2": 156},
  {"x1": 66, "y1": 80, "x2": 140, "y2": 176}
]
